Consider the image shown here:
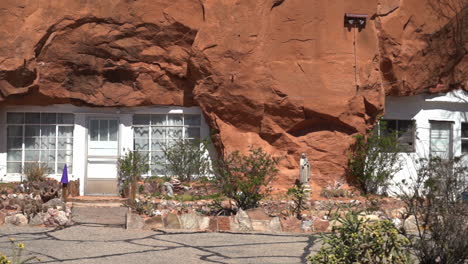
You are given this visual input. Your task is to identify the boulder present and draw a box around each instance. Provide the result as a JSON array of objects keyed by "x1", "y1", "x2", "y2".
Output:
[
  {"x1": 0, "y1": 210, "x2": 6, "y2": 225},
  {"x1": 43, "y1": 198, "x2": 65, "y2": 210},
  {"x1": 403, "y1": 215, "x2": 419, "y2": 233},
  {"x1": 251, "y1": 220, "x2": 270, "y2": 232},
  {"x1": 246, "y1": 208, "x2": 270, "y2": 221},
  {"x1": 198, "y1": 216, "x2": 210, "y2": 230},
  {"x1": 5, "y1": 214, "x2": 28, "y2": 226}
]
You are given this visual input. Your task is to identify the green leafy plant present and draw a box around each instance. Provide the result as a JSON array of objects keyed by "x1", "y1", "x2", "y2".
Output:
[
  {"x1": 0, "y1": 238, "x2": 39, "y2": 264},
  {"x1": 398, "y1": 157, "x2": 468, "y2": 264},
  {"x1": 160, "y1": 138, "x2": 212, "y2": 182},
  {"x1": 308, "y1": 210, "x2": 411, "y2": 264},
  {"x1": 118, "y1": 151, "x2": 149, "y2": 200},
  {"x1": 287, "y1": 180, "x2": 307, "y2": 219},
  {"x1": 349, "y1": 121, "x2": 401, "y2": 195},
  {"x1": 23, "y1": 163, "x2": 51, "y2": 182},
  {"x1": 213, "y1": 147, "x2": 280, "y2": 210}
]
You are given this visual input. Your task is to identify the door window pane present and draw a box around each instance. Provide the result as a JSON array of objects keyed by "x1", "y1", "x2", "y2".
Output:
[
  {"x1": 109, "y1": 120, "x2": 118, "y2": 141},
  {"x1": 99, "y1": 120, "x2": 108, "y2": 141},
  {"x1": 430, "y1": 122, "x2": 452, "y2": 159},
  {"x1": 90, "y1": 120, "x2": 99, "y2": 141}
]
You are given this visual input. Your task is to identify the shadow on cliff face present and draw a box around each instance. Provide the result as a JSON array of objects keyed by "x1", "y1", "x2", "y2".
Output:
[{"x1": 22, "y1": 16, "x2": 202, "y2": 106}]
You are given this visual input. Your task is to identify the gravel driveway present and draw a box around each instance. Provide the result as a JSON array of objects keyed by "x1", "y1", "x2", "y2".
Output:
[{"x1": 0, "y1": 225, "x2": 319, "y2": 264}]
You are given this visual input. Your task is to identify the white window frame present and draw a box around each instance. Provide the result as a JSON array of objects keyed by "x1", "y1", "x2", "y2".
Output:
[
  {"x1": 461, "y1": 122, "x2": 468, "y2": 154},
  {"x1": 5, "y1": 112, "x2": 74, "y2": 176},
  {"x1": 379, "y1": 119, "x2": 416, "y2": 152},
  {"x1": 133, "y1": 113, "x2": 203, "y2": 177}
]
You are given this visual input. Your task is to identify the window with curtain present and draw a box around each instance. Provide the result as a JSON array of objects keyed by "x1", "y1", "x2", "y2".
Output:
[
  {"x1": 462, "y1": 123, "x2": 468, "y2": 154},
  {"x1": 133, "y1": 114, "x2": 201, "y2": 176},
  {"x1": 6, "y1": 112, "x2": 74, "y2": 174}
]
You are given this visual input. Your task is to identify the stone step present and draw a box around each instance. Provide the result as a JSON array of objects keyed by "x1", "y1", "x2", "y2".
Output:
[
  {"x1": 68, "y1": 196, "x2": 128, "y2": 204},
  {"x1": 71, "y1": 206, "x2": 129, "y2": 226}
]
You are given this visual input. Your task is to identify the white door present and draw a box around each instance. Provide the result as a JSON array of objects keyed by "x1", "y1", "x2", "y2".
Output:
[
  {"x1": 85, "y1": 118, "x2": 119, "y2": 196},
  {"x1": 430, "y1": 121, "x2": 453, "y2": 159}
]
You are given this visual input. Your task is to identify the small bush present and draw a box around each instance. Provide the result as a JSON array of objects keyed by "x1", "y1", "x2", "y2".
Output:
[
  {"x1": 161, "y1": 138, "x2": 212, "y2": 182},
  {"x1": 308, "y1": 210, "x2": 411, "y2": 264},
  {"x1": 348, "y1": 121, "x2": 401, "y2": 195},
  {"x1": 118, "y1": 151, "x2": 148, "y2": 200},
  {"x1": 398, "y1": 157, "x2": 468, "y2": 264},
  {"x1": 24, "y1": 163, "x2": 51, "y2": 182},
  {"x1": 213, "y1": 147, "x2": 280, "y2": 210}
]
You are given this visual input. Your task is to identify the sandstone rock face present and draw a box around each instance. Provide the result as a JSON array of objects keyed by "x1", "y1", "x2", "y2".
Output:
[{"x1": 0, "y1": 0, "x2": 466, "y2": 190}]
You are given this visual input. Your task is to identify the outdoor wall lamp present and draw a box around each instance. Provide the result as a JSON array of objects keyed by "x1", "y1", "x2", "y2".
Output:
[{"x1": 344, "y1": 13, "x2": 368, "y2": 29}]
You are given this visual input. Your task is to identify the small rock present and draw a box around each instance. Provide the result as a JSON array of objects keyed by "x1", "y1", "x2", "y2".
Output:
[
  {"x1": 180, "y1": 213, "x2": 200, "y2": 230},
  {"x1": 269, "y1": 217, "x2": 282, "y2": 232},
  {"x1": 280, "y1": 216, "x2": 301, "y2": 232},
  {"x1": 246, "y1": 208, "x2": 270, "y2": 221},
  {"x1": 43, "y1": 198, "x2": 65, "y2": 210},
  {"x1": 163, "y1": 213, "x2": 181, "y2": 229},
  {"x1": 301, "y1": 220, "x2": 313, "y2": 232},
  {"x1": 126, "y1": 213, "x2": 145, "y2": 230},
  {"x1": 251, "y1": 219, "x2": 270, "y2": 232},
  {"x1": 17, "y1": 194, "x2": 25, "y2": 200},
  {"x1": 144, "y1": 216, "x2": 164, "y2": 230},
  {"x1": 392, "y1": 218, "x2": 402, "y2": 228},
  {"x1": 313, "y1": 219, "x2": 330, "y2": 232},
  {"x1": 235, "y1": 209, "x2": 253, "y2": 231},
  {"x1": 29, "y1": 213, "x2": 44, "y2": 226},
  {"x1": 198, "y1": 216, "x2": 210, "y2": 230},
  {"x1": 0, "y1": 211, "x2": 6, "y2": 225},
  {"x1": 403, "y1": 215, "x2": 418, "y2": 233},
  {"x1": 56, "y1": 211, "x2": 68, "y2": 226}
]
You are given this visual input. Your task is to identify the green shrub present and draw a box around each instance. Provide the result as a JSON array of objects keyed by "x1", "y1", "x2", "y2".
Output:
[
  {"x1": 309, "y1": 211, "x2": 411, "y2": 264},
  {"x1": 160, "y1": 138, "x2": 212, "y2": 182},
  {"x1": 118, "y1": 151, "x2": 148, "y2": 200},
  {"x1": 348, "y1": 121, "x2": 401, "y2": 195},
  {"x1": 398, "y1": 157, "x2": 468, "y2": 264},
  {"x1": 287, "y1": 181, "x2": 307, "y2": 219},
  {"x1": 213, "y1": 147, "x2": 279, "y2": 210}
]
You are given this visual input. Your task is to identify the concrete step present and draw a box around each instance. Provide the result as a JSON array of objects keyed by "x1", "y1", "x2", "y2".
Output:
[
  {"x1": 70, "y1": 196, "x2": 129, "y2": 227},
  {"x1": 71, "y1": 206, "x2": 129, "y2": 226}
]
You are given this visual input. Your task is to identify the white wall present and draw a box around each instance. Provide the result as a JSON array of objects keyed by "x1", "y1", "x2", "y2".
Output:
[
  {"x1": 0, "y1": 105, "x2": 211, "y2": 196},
  {"x1": 385, "y1": 90, "x2": 468, "y2": 194}
]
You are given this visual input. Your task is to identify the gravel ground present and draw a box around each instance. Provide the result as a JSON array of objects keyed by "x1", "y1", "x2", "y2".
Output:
[{"x1": 0, "y1": 225, "x2": 319, "y2": 264}]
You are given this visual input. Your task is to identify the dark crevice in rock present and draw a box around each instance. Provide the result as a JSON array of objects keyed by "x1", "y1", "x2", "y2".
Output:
[
  {"x1": 287, "y1": 110, "x2": 358, "y2": 137},
  {"x1": 103, "y1": 68, "x2": 137, "y2": 85},
  {"x1": 0, "y1": 66, "x2": 37, "y2": 88},
  {"x1": 271, "y1": 0, "x2": 285, "y2": 10}
]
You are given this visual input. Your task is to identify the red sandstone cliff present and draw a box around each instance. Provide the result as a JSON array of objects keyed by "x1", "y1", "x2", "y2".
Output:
[{"x1": 0, "y1": 0, "x2": 466, "y2": 191}]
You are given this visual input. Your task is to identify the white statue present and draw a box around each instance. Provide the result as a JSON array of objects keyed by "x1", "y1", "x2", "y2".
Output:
[{"x1": 299, "y1": 153, "x2": 310, "y2": 185}]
